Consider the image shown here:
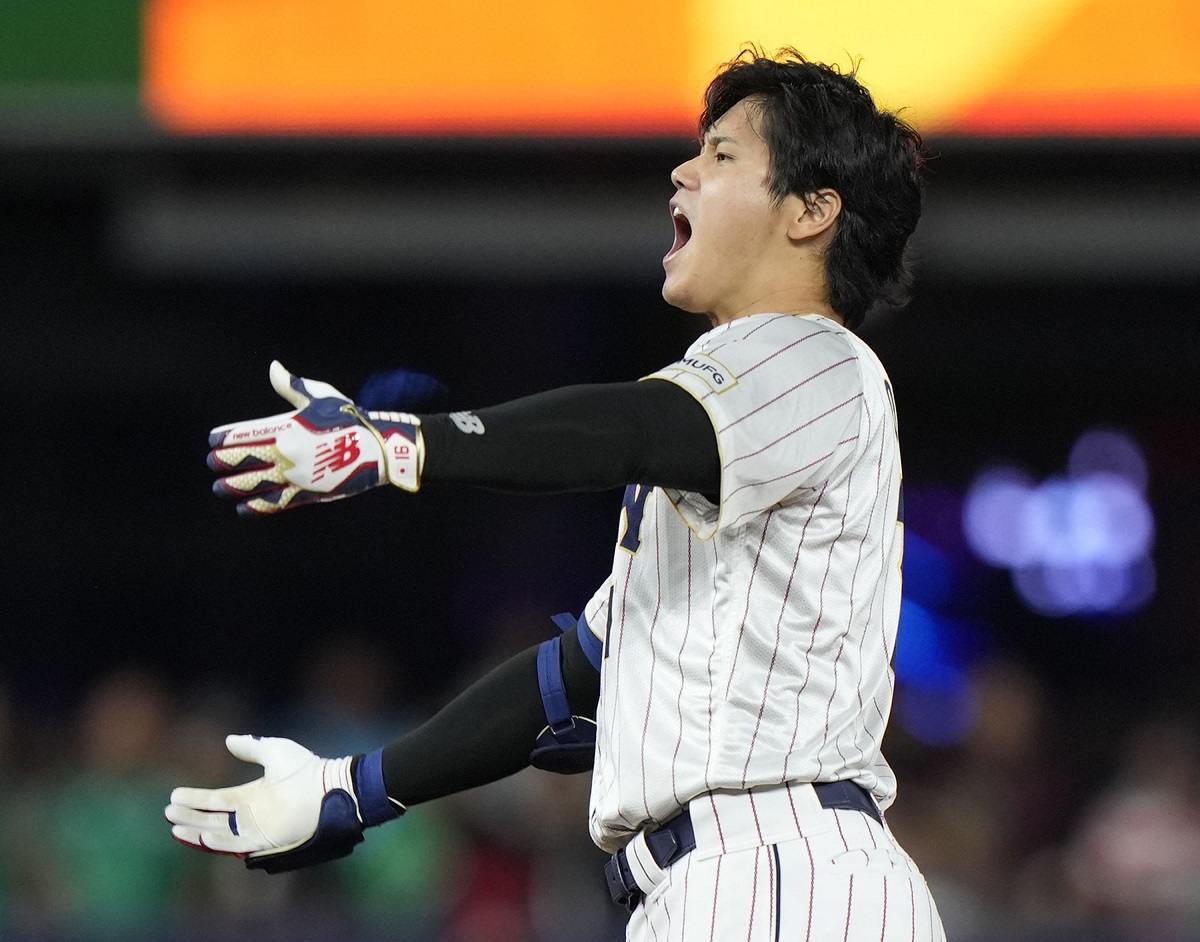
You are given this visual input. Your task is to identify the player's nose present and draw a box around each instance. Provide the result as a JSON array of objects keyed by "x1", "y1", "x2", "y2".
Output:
[{"x1": 670, "y1": 157, "x2": 698, "y2": 190}]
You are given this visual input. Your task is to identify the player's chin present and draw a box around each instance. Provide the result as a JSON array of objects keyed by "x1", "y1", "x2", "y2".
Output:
[{"x1": 661, "y1": 271, "x2": 705, "y2": 314}]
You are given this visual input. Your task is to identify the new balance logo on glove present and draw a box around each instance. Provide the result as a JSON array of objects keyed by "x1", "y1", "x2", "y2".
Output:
[
  {"x1": 206, "y1": 361, "x2": 425, "y2": 515},
  {"x1": 312, "y1": 432, "x2": 363, "y2": 482}
]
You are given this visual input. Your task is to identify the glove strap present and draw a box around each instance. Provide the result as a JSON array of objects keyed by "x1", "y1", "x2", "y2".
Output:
[
  {"x1": 362, "y1": 410, "x2": 424, "y2": 493},
  {"x1": 245, "y1": 790, "x2": 364, "y2": 874},
  {"x1": 354, "y1": 748, "x2": 405, "y2": 827}
]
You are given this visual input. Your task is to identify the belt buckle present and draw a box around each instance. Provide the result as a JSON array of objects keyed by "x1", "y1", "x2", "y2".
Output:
[{"x1": 603, "y1": 850, "x2": 642, "y2": 912}]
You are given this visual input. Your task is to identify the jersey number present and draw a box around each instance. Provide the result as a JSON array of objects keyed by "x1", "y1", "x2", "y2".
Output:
[{"x1": 618, "y1": 484, "x2": 651, "y2": 554}]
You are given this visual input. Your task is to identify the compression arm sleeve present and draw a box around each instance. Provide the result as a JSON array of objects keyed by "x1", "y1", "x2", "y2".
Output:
[
  {"x1": 419, "y1": 379, "x2": 720, "y2": 495},
  {"x1": 379, "y1": 624, "x2": 600, "y2": 807}
]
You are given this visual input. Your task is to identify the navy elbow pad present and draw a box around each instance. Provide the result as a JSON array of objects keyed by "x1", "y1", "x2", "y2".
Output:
[{"x1": 529, "y1": 614, "x2": 597, "y2": 775}]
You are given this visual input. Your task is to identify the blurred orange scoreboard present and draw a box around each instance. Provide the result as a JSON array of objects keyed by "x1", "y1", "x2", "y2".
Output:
[{"x1": 144, "y1": 0, "x2": 1200, "y2": 136}]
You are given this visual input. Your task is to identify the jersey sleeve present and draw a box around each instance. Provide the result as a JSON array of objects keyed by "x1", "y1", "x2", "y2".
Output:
[{"x1": 642, "y1": 314, "x2": 864, "y2": 538}]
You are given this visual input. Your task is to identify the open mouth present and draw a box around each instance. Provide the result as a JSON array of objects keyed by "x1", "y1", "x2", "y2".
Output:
[{"x1": 664, "y1": 205, "x2": 692, "y2": 263}]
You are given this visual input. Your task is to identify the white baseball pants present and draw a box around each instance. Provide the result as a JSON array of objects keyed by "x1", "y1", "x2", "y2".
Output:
[{"x1": 624, "y1": 782, "x2": 945, "y2": 942}]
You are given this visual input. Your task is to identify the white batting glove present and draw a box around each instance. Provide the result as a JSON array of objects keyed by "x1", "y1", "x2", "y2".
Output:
[
  {"x1": 165, "y1": 735, "x2": 401, "y2": 873},
  {"x1": 207, "y1": 361, "x2": 424, "y2": 516}
]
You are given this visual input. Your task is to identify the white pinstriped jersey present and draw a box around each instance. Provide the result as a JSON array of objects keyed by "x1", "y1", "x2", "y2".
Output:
[{"x1": 585, "y1": 311, "x2": 904, "y2": 854}]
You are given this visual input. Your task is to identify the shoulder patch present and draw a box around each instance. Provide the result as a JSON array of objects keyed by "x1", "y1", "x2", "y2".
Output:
[{"x1": 671, "y1": 352, "x2": 738, "y2": 395}]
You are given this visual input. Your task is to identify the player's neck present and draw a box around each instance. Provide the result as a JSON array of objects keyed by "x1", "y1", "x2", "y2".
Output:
[{"x1": 708, "y1": 291, "x2": 842, "y2": 328}]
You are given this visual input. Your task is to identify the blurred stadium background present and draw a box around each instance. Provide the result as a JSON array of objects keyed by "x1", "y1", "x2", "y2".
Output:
[{"x1": 2, "y1": 1, "x2": 1199, "y2": 939}]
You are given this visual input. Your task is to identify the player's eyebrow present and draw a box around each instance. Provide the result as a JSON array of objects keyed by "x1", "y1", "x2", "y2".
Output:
[{"x1": 703, "y1": 133, "x2": 737, "y2": 148}]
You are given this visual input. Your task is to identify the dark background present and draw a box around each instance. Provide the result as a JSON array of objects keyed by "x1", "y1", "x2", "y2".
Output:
[
  {"x1": 4, "y1": 135, "x2": 1197, "y2": 705},
  {"x1": 2, "y1": 131, "x2": 1199, "y2": 940}
]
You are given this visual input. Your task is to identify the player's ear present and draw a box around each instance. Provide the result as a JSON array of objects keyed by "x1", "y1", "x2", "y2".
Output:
[{"x1": 785, "y1": 188, "x2": 841, "y2": 242}]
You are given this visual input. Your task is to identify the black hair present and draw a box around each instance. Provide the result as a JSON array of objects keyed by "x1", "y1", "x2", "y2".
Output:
[{"x1": 700, "y1": 47, "x2": 926, "y2": 330}]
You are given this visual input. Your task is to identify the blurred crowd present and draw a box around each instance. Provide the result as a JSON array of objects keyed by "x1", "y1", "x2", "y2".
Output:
[{"x1": 2, "y1": 645, "x2": 1199, "y2": 941}]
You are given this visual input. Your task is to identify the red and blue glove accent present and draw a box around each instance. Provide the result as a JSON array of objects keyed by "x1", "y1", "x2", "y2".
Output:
[{"x1": 207, "y1": 361, "x2": 423, "y2": 516}]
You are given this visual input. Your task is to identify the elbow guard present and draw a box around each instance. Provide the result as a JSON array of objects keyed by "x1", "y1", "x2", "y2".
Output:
[{"x1": 529, "y1": 613, "x2": 598, "y2": 775}]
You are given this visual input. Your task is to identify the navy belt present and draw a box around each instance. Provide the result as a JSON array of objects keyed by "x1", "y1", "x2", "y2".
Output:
[{"x1": 604, "y1": 781, "x2": 882, "y2": 911}]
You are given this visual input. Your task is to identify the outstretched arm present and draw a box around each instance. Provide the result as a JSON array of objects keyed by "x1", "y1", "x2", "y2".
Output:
[
  {"x1": 419, "y1": 379, "x2": 720, "y2": 495},
  {"x1": 166, "y1": 621, "x2": 601, "y2": 872},
  {"x1": 380, "y1": 617, "x2": 600, "y2": 805},
  {"x1": 207, "y1": 362, "x2": 719, "y2": 515}
]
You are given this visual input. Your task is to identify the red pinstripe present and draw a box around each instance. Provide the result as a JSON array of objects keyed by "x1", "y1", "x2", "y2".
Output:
[
  {"x1": 703, "y1": 540, "x2": 720, "y2": 793},
  {"x1": 870, "y1": 696, "x2": 888, "y2": 727},
  {"x1": 709, "y1": 856, "x2": 724, "y2": 942},
  {"x1": 848, "y1": 398, "x2": 893, "y2": 768},
  {"x1": 786, "y1": 785, "x2": 804, "y2": 838},
  {"x1": 724, "y1": 510, "x2": 776, "y2": 700},
  {"x1": 743, "y1": 491, "x2": 824, "y2": 786},
  {"x1": 639, "y1": 509, "x2": 664, "y2": 821},
  {"x1": 724, "y1": 393, "x2": 863, "y2": 469},
  {"x1": 739, "y1": 329, "x2": 834, "y2": 379},
  {"x1": 749, "y1": 790, "x2": 764, "y2": 844},
  {"x1": 736, "y1": 311, "x2": 795, "y2": 341},
  {"x1": 720, "y1": 430, "x2": 855, "y2": 530},
  {"x1": 669, "y1": 532, "x2": 693, "y2": 807},
  {"x1": 880, "y1": 876, "x2": 889, "y2": 941},
  {"x1": 709, "y1": 792, "x2": 727, "y2": 854},
  {"x1": 702, "y1": 313, "x2": 800, "y2": 362},
  {"x1": 910, "y1": 878, "x2": 916, "y2": 942},
  {"x1": 844, "y1": 874, "x2": 855, "y2": 941},
  {"x1": 681, "y1": 853, "x2": 692, "y2": 941},
  {"x1": 814, "y1": 467, "x2": 869, "y2": 778},
  {"x1": 785, "y1": 475, "x2": 845, "y2": 778},
  {"x1": 805, "y1": 837, "x2": 816, "y2": 942},
  {"x1": 660, "y1": 865, "x2": 675, "y2": 940},
  {"x1": 719, "y1": 356, "x2": 857, "y2": 433},
  {"x1": 590, "y1": 320, "x2": 929, "y2": 940},
  {"x1": 872, "y1": 392, "x2": 901, "y2": 679},
  {"x1": 768, "y1": 844, "x2": 777, "y2": 942},
  {"x1": 700, "y1": 323, "x2": 840, "y2": 411},
  {"x1": 746, "y1": 846, "x2": 761, "y2": 942},
  {"x1": 821, "y1": 414, "x2": 883, "y2": 779},
  {"x1": 612, "y1": 553, "x2": 637, "y2": 827},
  {"x1": 723, "y1": 453, "x2": 830, "y2": 506}
]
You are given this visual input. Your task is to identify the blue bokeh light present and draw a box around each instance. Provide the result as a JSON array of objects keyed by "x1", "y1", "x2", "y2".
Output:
[
  {"x1": 902, "y1": 531, "x2": 954, "y2": 608},
  {"x1": 962, "y1": 468, "x2": 1037, "y2": 568},
  {"x1": 894, "y1": 599, "x2": 982, "y2": 745},
  {"x1": 962, "y1": 429, "x2": 1154, "y2": 617},
  {"x1": 895, "y1": 598, "x2": 963, "y2": 688}
]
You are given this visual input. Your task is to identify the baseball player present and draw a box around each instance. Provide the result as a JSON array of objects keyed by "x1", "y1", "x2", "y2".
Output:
[{"x1": 166, "y1": 49, "x2": 945, "y2": 939}]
